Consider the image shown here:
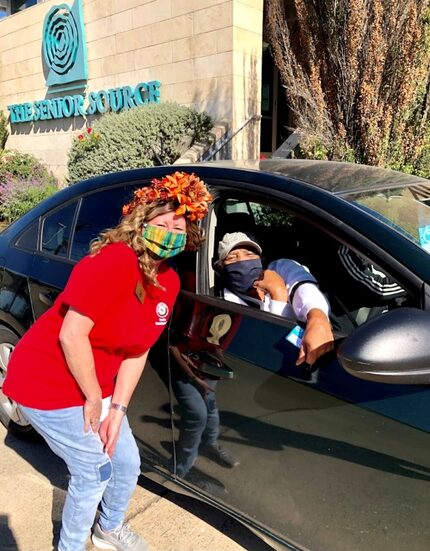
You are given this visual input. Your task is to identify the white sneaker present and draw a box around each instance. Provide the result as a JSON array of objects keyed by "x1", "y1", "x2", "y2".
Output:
[{"x1": 91, "y1": 522, "x2": 149, "y2": 551}]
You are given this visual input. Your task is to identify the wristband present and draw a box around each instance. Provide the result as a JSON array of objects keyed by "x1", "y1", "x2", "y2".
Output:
[{"x1": 109, "y1": 402, "x2": 128, "y2": 414}]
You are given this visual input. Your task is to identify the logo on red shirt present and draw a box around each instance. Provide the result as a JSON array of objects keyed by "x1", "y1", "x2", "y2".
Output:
[{"x1": 156, "y1": 302, "x2": 169, "y2": 325}]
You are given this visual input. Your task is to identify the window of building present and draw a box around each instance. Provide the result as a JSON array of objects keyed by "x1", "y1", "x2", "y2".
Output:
[
  {"x1": 0, "y1": 0, "x2": 9, "y2": 17},
  {"x1": 11, "y1": 0, "x2": 37, "y2": 14},
  {"x1": 0, "y1": 0, "x2": 41, "y2": 18}
]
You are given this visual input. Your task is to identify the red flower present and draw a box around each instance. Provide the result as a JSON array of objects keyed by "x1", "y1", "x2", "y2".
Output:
[
  {"x1": 78, "y1": 134, "x2": 84, "y2": 141},
  {"x1": 87, "y1": 127, "x2": 92, "y2": 134}
]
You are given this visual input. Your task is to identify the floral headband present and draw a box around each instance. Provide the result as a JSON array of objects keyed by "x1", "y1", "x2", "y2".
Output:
[{"x1": 122, "y1": 171, "x2": 213, "y2": 221}]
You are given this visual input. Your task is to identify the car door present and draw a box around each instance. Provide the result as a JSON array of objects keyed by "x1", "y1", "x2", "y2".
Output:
[
  {"x1": 28, "y1": 200, "x2": 79, "y2": 319},
  {"x1": 167, "y1": 184, "x2": 430, "y2": 551},
  {"x1": 0, "y1": 219, "x2": 41, "y2": 335}
]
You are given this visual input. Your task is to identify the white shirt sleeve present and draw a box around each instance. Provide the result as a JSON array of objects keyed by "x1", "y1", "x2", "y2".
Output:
[
  {"x1": 267, "y1": 297, "x2": 289, "y2": 316},
  {"x1": 292, "y1": 283, "x2": 330, "y2": 321},
  {"x1": 268, "y1": 258, "x2": 329, "y2": 321}
]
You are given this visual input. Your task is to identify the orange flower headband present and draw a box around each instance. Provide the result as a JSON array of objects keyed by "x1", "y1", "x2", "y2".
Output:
[{"x1": 122, "y1": 171, "x2": 213, "y2": 221}]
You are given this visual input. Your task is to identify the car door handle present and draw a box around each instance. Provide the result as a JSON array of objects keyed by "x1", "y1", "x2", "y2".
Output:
[{"x1": 38, "y1": 291, "x2": 55, "y2": 307}]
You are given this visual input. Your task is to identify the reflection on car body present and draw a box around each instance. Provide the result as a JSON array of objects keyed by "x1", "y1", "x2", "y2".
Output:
[{"x1": 1, "y1": 160, "x2": 430, "y2": 551}]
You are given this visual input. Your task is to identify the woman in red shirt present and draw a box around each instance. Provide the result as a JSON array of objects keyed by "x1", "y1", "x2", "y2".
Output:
[{"x1": 3, "y1": 171, "x2": 212, "y2": 551}]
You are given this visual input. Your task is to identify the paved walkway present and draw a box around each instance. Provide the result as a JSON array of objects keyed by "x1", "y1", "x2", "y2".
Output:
[{"x1": 0, "y1": 424, "x2": 271, "y2": 551}]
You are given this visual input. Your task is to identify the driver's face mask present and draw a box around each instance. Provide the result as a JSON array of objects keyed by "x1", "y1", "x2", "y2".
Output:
[{"x1": 224, "y1": 258, "x2": 263, "y2": 295}]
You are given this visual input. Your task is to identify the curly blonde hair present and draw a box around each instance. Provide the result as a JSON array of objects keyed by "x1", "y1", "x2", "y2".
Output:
[{"x1": 90, "y1": 201, "x2": 205, "y2": 288}]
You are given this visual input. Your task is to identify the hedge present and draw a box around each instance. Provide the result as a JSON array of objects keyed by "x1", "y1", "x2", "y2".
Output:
[{"x1": 68, "y1": 102, "x2": 213, "y2": 182}]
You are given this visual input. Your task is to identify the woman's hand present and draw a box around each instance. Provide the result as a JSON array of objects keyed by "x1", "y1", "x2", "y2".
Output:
[
  {"x1": 102, "y1": 351, "x2": 149, "y2": 457},
  {"x1": 193, "y1": 375, "x2": 215, "y2": 399},
  {"x1": 99, "y1": 409, "x2": 124, "y2": 458},
  {"x1": 84, "y1": 397, "x2": 102, "y2": 433}
]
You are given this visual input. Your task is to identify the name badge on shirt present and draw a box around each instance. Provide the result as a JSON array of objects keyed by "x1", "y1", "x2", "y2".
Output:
[{"x1": 134, "y1": 281, "x2": 146, "y2": 304}]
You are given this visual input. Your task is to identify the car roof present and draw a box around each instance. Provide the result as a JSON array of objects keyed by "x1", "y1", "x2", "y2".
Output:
[
  {"x1": 3, "y1": 159, "x2": 429, "y2": 240},
  {"x1": 193, "y1": 159, "x2": 430, "y2": 196}
]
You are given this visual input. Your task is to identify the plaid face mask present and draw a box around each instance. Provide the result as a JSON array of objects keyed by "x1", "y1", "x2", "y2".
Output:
[{"x1": 142, "y1": 224, "x2": 187, "y2": 259}]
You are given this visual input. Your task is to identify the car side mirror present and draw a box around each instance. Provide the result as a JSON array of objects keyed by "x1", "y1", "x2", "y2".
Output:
[{"x1": 337, "y1": 307, "x2": 430, "y2": 384}]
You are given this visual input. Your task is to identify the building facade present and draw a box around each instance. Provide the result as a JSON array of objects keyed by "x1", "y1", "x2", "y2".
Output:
[{"x1": 0, "y1": 0, "x2": 289, "y2": 179}]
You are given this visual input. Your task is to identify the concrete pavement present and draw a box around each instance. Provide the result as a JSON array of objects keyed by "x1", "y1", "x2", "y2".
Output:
[{"x1": 0, "y1": 424, "x2": 272, "y2": 551}]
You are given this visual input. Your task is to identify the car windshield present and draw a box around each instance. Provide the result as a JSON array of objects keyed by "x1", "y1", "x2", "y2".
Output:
[{"x1": 344, "y1": 183, "x2": 430, "y2": 254}]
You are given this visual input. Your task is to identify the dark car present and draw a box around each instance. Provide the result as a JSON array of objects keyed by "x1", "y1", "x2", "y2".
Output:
[{"x1": 1, "y1": 160, "x2": 430, "y2": 551}]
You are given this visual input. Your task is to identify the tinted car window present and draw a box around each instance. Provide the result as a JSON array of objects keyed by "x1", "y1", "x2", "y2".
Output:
[
  {"x1": 41, "y1": 202, "x2": 76, "y2": 258},
  {"x1": 15, "y1": 220, "x2": 38, "y2": 251},
  {"x1": 71, "y1": 186, "x2": 135, "y2": 261},
  {"x1": 345, "y1": 185, "x2": 430, "y2": 251}
]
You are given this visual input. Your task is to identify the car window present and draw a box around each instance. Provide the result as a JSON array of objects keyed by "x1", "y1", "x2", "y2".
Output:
[
  {"x1": 15, "y1": 220, "x2": 38, "y2": 251},
  {"x1": 71, "y1": 186, "x2": 136, "y2": 261},
  {"x1": 345, "y1": 185, "x2": 430, "y2": 254},
  {"x1": 41, "y1": 202, "x2": 77, "y2": 258},
  {"x1": 209, "y1": 196, "x2": 416, "y2": 334}
]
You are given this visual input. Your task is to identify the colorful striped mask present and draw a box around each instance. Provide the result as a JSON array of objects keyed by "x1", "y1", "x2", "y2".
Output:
[{"x1": 142, "y1": 224, "x2": 187, "y2": 259}]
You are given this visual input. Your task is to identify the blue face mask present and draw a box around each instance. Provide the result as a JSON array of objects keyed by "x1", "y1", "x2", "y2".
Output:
[{"x1": 224, "y1": 258, "x2": 263, "y2": 295}]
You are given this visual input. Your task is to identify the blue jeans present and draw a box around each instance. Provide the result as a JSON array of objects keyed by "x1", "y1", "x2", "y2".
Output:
[
  {"x1": 20, "y1": 404, "x2": 141, "y2": 551},
  {"x1": 172, "y1": 378, "x2": 219, "y2": 477}
]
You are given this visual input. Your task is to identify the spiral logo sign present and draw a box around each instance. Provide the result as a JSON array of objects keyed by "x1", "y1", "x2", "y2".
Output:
[
  {"x1": 44, "y1": 7, "x2": 79, "y2": 75},
  {"x1": 42, "y1": 0, "x2": 87, "y2": 89}
]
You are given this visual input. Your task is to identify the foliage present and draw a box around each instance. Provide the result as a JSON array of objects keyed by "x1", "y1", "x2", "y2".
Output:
[
  {"x1": 0, "y1": 111, "x2": 8, "y2": 150},
  {"x1": 252, "y1": 203, "x2": 293, "y2": 227},
  {"x1": 265, "y1": 0, "x2": 430, "y2": 176},
  {"x1": 74, "y1": 127, "x2": 101, "y2": 152},
  {"x1": 67, "y1": 102, "x2": 213, "y2": 183},
  {"x1": 0, "y1": 176, "x2": 57, "y2": 223},
  {"x1": 0, "y1": 150, "x2": 56, "y2": 183},
  {"x1": 0, "y1": 150, "x2": 58, "y2": 222}
]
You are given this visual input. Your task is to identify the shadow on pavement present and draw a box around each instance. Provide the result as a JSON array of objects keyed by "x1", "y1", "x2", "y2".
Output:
[
  {"x1": 137, "y1": 476, "x2": 274, "y2": 551},
  {"x1": 4, "y1": 431, "x2": 67, "y2": 549},
  {"x1": 4, "y1": 430, "x2": 271, "y2": 551}
]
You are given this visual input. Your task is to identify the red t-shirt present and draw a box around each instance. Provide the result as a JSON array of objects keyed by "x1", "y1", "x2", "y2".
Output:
[{"x1": 3, "y1": 242, "x2": 179, "y2": 409}]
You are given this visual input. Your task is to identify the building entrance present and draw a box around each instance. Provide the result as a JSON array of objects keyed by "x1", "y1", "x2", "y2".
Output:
[{"x1": 260, "y1": 44, "x2": 291, "y2": 157}]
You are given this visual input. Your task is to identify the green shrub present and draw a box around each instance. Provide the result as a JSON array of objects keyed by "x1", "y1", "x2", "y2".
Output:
[
  {"x1": 67, "y1": 102, "x2": 213, "y2": 183},
  {"x1": 0, "y1": 150, "x2": 58, "y2": 223},
  {"x1": 0, "y1": 150, "x2": 56, "y2": 183},
  {"x1": 0, "y1": 111, "x2": 8, "y2": 150},
  {"x1": 0, "y1": 177, "x2": 57, "y2": 223}
]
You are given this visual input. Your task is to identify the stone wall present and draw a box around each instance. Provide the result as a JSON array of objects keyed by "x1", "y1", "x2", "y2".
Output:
[{"x1": 0, "y1": 0, "x2": 263, "y2": 180}]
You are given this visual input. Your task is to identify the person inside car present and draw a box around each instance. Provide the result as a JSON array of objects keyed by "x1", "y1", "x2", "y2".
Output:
[{"x1": 216, "y1": 232, "x2": 334, "y2": 367}]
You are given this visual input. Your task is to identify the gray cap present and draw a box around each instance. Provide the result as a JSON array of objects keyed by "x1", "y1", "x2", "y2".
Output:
[{"x1": 217, "y1": 232, "x2": 262, "y2": 264}]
